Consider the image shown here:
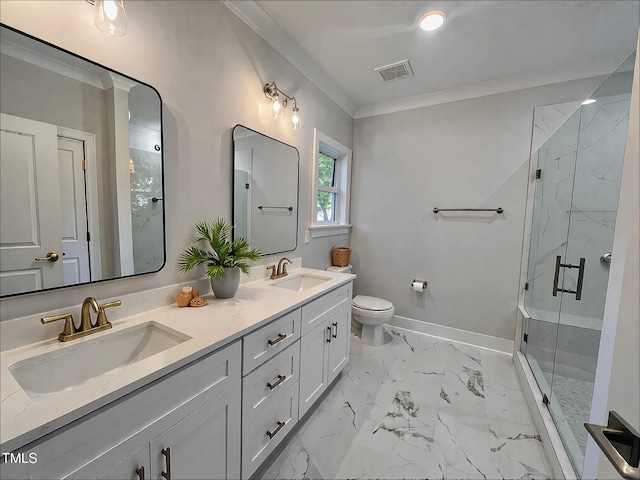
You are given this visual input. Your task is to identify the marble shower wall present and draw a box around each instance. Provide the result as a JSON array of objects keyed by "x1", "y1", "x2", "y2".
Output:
[{"x1": 130, "y1": 148, "x2": 165, "y2": 274}]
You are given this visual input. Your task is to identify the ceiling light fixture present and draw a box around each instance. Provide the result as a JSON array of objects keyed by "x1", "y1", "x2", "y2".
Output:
[
  {"x1": 87, "y1": 0, "x2": 128, "y2": 37},
  {"x1": 264, "y1": 82, "x2": 301, "y2": 131},
  {"x1": 419, "y1": 10, "x2": 446, "y2": 31},
  {"x1": 581, "y1": 98, "x2": 597, "y2": 105}
]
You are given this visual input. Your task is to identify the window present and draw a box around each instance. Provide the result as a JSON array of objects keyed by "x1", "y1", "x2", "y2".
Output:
[
  {"x1": 317, "y1": 152, "x2": 337, "y2": 222},
  {"x1": 310, "y1": 129, "x2": 352, "y2": 237}
]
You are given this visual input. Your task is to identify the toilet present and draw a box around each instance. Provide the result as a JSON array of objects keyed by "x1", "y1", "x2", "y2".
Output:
[{"x1": 326, "y1": 265, "x2": 395, "y2": 346}]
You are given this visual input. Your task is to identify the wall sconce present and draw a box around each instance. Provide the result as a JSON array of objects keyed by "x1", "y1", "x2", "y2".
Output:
[
  {"x1": 264, "y1": 82, "x2": 301, "y2": 131},
  {"x1": 87, "y1": 0, "x2": 127, "y2": 37}
]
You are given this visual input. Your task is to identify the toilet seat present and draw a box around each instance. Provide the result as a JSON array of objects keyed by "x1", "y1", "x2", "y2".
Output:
[{"x1": 352, "y1": 295, "x2": 393, "y2": 312}]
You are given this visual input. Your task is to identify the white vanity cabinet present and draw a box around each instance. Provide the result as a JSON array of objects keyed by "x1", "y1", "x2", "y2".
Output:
[
  {"x1": 73, "y1": 382, "x2": 241, "y2": 480},
  {"x1": 1, "y1": 341, "x2": 242, "y2": 480},
  {"x1": 1, "y1": 278, "x2": 354, "y2": 480},
  {"x1": 299, "y1": 283, "x2": 352, "y2": 418},
  {"x1": 239, "y1": 280, "x2": 352, "y2": 478}
]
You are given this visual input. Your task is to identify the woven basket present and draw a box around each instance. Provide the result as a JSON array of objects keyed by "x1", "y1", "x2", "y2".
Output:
[{"x1": 331, "y1": 247, "x2": 352, "y2": 267}]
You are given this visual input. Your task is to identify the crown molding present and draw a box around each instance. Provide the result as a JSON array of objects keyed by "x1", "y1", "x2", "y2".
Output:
[
  {"x1": 222, "y1": 1, "x2": 631, "y2": 121},
  {"x1": 221, "y1": 0, "x2": 357, "y2": 118},
  {"x1": 1, "y1": 38, "x2": 103, "y2": 89}
]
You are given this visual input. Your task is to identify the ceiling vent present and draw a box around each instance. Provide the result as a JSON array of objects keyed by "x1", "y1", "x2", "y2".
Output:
[{"x1": 375, "y1": 59, "x2": 414, "y2": 82}]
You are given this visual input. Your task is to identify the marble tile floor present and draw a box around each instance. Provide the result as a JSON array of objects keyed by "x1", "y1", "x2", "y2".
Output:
[{"x1": 259, "y1": 327, "x2": 551, "y2": 480}]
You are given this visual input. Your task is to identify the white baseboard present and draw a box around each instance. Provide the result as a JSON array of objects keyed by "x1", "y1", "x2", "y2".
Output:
[{"x1": 388, "y1": 315, "x2": 514, "y2": 354}]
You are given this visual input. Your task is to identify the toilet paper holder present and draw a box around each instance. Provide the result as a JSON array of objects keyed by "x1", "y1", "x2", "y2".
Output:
[{"x1": 412, "y1": 279, "x2": 428, "y2": 291}]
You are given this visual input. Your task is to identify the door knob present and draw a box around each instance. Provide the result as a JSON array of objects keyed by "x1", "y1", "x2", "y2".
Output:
[
  {"x1": 35, "y1": 251, "x2": 59, "y2": 262},
  {"x1": 600, "y1": 252, "x2": 612, "y2": 265}
]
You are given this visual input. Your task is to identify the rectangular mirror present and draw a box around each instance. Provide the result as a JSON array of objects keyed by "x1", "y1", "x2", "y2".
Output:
[
  {"x1": 233, "y1": 125, "x2": 298, "y2": 255},
  {"x1": 0, "y1": 24, "x2": 165, "y2": 297}
]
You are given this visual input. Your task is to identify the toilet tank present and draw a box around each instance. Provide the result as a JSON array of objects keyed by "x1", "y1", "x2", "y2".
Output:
[{"x1": 326, "y1": 265, "x2": 352, "y2": 274}]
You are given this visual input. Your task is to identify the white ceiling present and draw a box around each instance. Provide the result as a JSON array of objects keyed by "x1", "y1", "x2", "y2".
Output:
[{"x1": 224, "y1": 0, "x2": 639, "y2": 118}]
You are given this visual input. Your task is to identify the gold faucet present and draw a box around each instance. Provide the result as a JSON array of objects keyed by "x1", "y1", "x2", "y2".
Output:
[
  {"x1": 278, "y1": 257, "x2": 292, "y2": 276},
  {"x1": 81, "y1": 296, "x2": 100, "y2": 332},
  {"x1": 41, "y1": 297, "x2": 122, "y2": 342},
  {"x1": 267, "y1": 257, "x2": 293, "y2": 280}
]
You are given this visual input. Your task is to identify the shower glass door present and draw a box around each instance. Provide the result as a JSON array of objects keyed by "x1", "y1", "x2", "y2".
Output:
[{"x1": 522, "y1": 52, "x2": 634, "y2": 476}]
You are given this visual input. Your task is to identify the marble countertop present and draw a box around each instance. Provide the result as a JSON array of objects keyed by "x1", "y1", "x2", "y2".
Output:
[{"x1": 0, "y1": 268, "x2": 355, "y2": 453}]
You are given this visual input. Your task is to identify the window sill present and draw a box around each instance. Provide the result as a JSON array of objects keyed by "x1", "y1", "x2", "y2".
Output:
[{"x1": 309, "y1": 224, "x2": 352, "y2": 238}]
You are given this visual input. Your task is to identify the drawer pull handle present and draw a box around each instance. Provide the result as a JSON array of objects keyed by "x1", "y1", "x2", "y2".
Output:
[
  {"x1": 332, "y1": 321, "x2": 338, "y2": 338},
  {"x1": 267, "y1": 374, "x2": 287, "y2": 390},
  {"x1": 268, "y1": 333, "x2": 287, "y2": 346},
  {"x1": 267, "y1": 421, "x2": 286, "y2": 439},
  {"x1": 136, "y1": 466, "x2": 145, "y2": 480},
  {"x1": 327, "y1": 326, "x2": 332, "y2": 343},
  {"x1": 161, "y1": 447, "x2": 171, "y2": 480}
]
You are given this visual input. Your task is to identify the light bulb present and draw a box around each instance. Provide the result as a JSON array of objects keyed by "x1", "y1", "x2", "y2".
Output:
[
  {"x1": 103, "y1": 0, "x2": 118, "y2": 20},
  {"x1": 94, "y1": 0, "x2": 127, "y2": 37},
  {"x1": 271, "y1": 98, "x2": 283, "y2": 118},
  {"x1": 581, "y1": 98, "x2": 597, "y2": 105},
  {"x1": 291, "y1": 107, "x2": 301, "y2": 131},
  {"x1": 419, "y1": 11, "x2": 446, "y2": 31}
]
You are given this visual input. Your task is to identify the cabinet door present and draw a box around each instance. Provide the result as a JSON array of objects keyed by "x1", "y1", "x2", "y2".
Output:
[
  {"x1": 95, "y1": 446, "x2": 150, "y2": 480},
  {"x1": 149, "y1": 382, "x2": 241, "y2": 480},
  {"x1": 298, "y1": 318, "x2": 330, "y2": 418},
  {"x1": 65, "y1": 443, "x2": 150, "y2": 480},
  {"x1": 327, "y1": 307, "x2": 351, "y2": 385}
]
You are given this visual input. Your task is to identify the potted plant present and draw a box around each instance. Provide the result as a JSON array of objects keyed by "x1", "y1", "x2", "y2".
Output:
[{"x1": 178, "y1": 218, "x2": 261, "y2": 299}]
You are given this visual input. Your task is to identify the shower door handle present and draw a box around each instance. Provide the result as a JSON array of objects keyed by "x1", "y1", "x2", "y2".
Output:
[{"x1": 552, "y1": 256, "x2": 586, "y2": 301}]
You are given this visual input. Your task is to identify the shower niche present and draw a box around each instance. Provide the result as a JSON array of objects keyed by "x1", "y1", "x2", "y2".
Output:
[{"x1": 520, "y1": 52, "x2": 636, "y2": 476}]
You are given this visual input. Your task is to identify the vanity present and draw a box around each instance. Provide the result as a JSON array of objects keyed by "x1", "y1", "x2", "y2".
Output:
[
  {"x1": 0, "y1": 268, "x2": 354, "y2": 479},
  {"x1": 0, "y1": 22, "x2": 352, "y2": 480}
]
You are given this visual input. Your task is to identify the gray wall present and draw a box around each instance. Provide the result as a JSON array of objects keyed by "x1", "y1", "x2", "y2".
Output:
[
  {"x1": 0, "y1": 1, "x2": 353, "y2": 324},
  {"x1": 351, "y1": 77, "x2": 606, "y2": 340}
]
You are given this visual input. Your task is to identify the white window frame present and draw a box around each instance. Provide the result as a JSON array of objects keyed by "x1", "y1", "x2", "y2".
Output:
[{"x1": 309, "y1": 129, "x2": 352, "y2": 237}]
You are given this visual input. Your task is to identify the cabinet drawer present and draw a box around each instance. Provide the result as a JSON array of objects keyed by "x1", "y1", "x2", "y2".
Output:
[
  {"x1": 301, "y1": 283, "x2": 351, "y2": 335},
  {"x1": 243, "y1": 308, "x2": 301, "y2": 374},
  {"x1": 241, "y1": 382, "x2": 299, "y2": 479},
  {"x1": 242, "y1": 341, "x2": 300, "y2": 429}
]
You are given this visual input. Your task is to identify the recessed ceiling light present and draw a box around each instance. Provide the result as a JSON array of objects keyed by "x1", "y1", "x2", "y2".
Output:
[
  {"x1": 419, "y1": 10, "x2": 446, "y2": 31},
  {"x1": 581, "y1": 98, "x2": 597, "y2": 105}
]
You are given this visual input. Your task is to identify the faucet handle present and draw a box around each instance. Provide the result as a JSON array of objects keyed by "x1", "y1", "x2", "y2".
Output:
[
  {"x1": 41, "y1": 313, "x2": 76, "y2": 341},
  {"x1": 266, "y1": 265, "x2": 276, "y2": 280},
  {"x1": 96, "y1": 300, "x2": 121, "y2": 327}
]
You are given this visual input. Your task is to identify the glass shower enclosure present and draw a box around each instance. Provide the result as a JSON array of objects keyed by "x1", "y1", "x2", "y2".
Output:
[{"x1": 521, "y1": 53, "x2": 635, "y2": 476}]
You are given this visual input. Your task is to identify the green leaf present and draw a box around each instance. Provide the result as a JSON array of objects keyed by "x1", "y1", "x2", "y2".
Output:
[
  {"x1": 178, "y1": 217, "x2": 262, "y2": 279},
  {"x1": 177, "y1": 246, "x2": 214, "y2": 273}
]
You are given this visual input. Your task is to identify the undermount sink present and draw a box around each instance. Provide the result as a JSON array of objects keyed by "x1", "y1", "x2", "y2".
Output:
[
  {"x1": 271, "y1": 273, "x2": 331, "y2": 292},
  {"x1": 9, "y1": 322, "x2": 190, "y2": 399}
]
